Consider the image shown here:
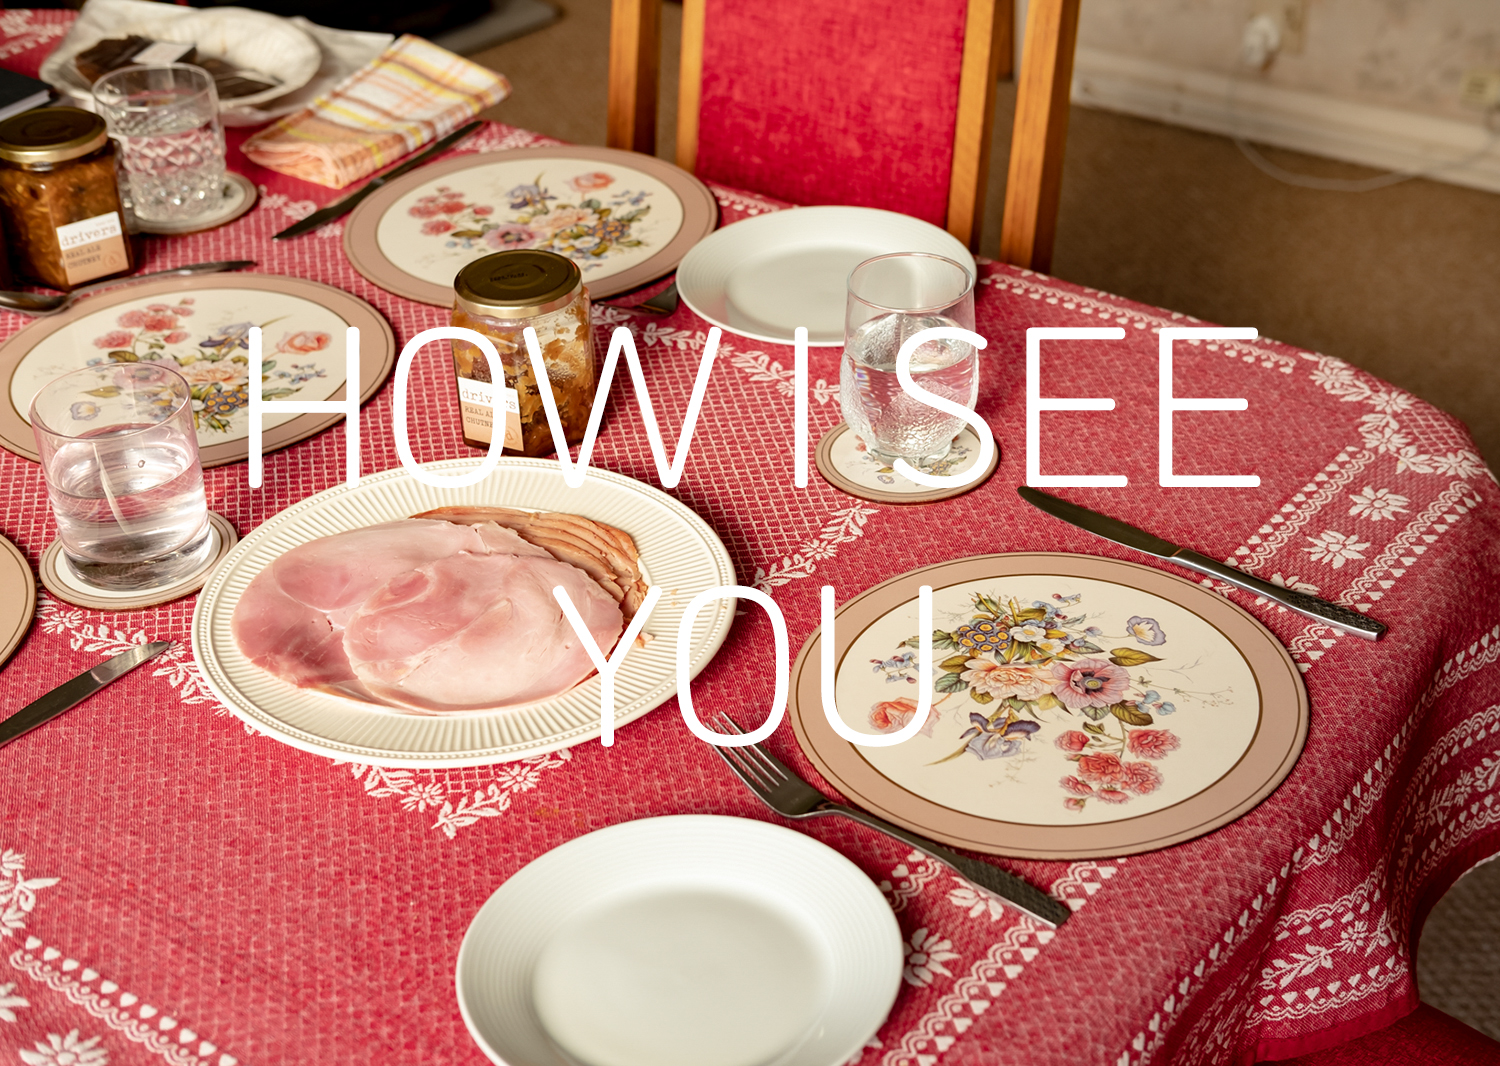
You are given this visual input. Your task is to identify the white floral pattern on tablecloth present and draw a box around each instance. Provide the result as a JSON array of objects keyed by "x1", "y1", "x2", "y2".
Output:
[{"x1": 19, "y1": 1030, "x2": 109, "y2": 1066}]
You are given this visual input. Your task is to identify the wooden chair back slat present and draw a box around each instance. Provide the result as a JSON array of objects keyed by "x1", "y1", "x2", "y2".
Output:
[
  {"x1": 606, "y1": 0, "x2": 661, "y2": 155},
  {"x1": 999, "y1": 0, "x2": 1081, "y2": 272},
  {"x1": 609, "y1": 0, "x2": 1075, "y2": 267},
  {"x1": 947, "y1": 0, "x2": 1011, "y2": 250}
]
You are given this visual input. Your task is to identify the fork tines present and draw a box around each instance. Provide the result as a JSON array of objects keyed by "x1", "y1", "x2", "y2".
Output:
[{"x1": 708, "y1": 711, "x2": 787, "y2": 792}]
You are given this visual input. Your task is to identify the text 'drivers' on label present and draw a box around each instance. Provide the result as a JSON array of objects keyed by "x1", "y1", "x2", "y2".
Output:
[
  {"x1": 56, "y1": 210, "x2": 129, "y2": 287},
  {"x1": 457, "y1": 375, "x2": 523, "y2": 451}
]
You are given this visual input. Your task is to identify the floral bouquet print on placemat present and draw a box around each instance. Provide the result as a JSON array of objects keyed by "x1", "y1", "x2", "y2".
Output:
[
  {"x1": 409, "y1": 171, "x2": 653, "y2": 269},
  {"x1": 375, "y1": 159, "x2": 686, "y2": 289},
  {"x1": 866, "y1": 590, "x2": 1226, "y2": 814},
  {"x1": 85, "y1": 299, "x2": 330, "y2": 433}
]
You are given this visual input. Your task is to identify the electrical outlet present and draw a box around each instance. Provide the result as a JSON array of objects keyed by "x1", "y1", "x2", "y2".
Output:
[
  {"x1": 1460, "y1": 68, "x2": 1500, "y2": 110},
  {"x1": 1249, "y1": 0, "x2": 1307, "y2": 56}
]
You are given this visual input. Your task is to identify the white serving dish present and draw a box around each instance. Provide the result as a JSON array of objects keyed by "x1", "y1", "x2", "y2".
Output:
[{"x1": 41, "y1": 0, "x2": 324, "y2": 113}]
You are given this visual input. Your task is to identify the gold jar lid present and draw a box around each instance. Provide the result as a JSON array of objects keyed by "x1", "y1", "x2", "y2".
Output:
[
  {"x1": 0, "y1": 107, "x2": 109, "y2": 166},
  {"x1": 455, "y1": 250, "x2": 583, "y2": 320}
]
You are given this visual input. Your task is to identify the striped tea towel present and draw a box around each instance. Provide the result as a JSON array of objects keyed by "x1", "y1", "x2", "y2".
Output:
[{"x1": 241, "y1": 35, "x2": 510, "y2": 189}]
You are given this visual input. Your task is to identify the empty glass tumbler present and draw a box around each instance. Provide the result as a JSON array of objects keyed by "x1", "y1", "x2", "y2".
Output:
[
  {"x1": 839, "y1": 252, "x2": 979, "y2": 463},
  {"x1": 30, "y1": 363, "x2": 211, "y2": 590},
  {"x1": 93, "y1": 63, "x2": 226, "y2": 223}
]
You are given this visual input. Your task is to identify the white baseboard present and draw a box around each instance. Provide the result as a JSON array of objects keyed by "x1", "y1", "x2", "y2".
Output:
[{"x1": 1070, "y1": 47, "x2": 1500, "y2": 195}]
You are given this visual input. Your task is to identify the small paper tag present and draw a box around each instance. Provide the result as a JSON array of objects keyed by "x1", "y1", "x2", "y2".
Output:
[
  {"x1": 56, "y1": 211, "x2": 128, "y2": 287},
  {"x1": 456, "y1": 376, "x2": 522, "y2": 451},
  {"x1": 133, "y1": 41, "x2": 196, "y2": 65}
]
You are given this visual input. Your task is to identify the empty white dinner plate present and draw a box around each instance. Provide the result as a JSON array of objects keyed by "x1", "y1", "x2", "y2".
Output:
[
  {"x1": 676, "y1": 206, "x2": 975, "y2": 346},
  {"x1": 456, "y1": 815, "x2": 903, "y2": 1066}
]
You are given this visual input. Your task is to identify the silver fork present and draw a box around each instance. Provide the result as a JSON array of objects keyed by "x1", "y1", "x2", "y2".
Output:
[{"x1": 707, "y1": 712, "x2": 1071, "y2": 928}]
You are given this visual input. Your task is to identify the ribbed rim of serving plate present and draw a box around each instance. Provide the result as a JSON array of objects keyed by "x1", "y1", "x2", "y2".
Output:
[
  {"x1": 675, "y1": 205, "x2": 976, "y2": 347},
  {"x1": 191, "y1": 458, "x2": 737, "y2": 766},
  {"x1": 455, "y1": 815, "x2": 903, "y2": 1066}
]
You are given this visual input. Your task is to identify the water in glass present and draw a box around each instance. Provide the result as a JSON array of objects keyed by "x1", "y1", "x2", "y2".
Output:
[
  {"x1": 840, "y1": 311, "x2": 979, "y2": 461},
  {"x1": 31, "y1": 363, "x2": 211, "y2": 590},
  {"x1": 94, "y1": 64, "x2": 225, "y2": 223},
  {"x1": 115, "y1": 110, "x2": 225, "y2": 221},
  {"x1": 46, "y1": 425, "x2": 208, "y2": 566}
]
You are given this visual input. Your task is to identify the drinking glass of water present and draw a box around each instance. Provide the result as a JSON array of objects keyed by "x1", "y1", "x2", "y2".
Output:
[
  {"x1": 93, "y1": 64, "x2": 225, "y2": 223},
  {"x1": 840, "y1": 252, "x2": 978, "y2": 463},
  {"x1": 30, "y1": 363, "x2": 211, "y2": 591}
]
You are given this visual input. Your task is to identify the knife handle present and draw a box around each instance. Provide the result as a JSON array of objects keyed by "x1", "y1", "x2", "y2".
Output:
[
  {"x1": 1171, "y1": 549, "x2": 1387, "y2": 641},
  {"x1": 818, "y1": 803, "x2": 1071, "y2": 927}
]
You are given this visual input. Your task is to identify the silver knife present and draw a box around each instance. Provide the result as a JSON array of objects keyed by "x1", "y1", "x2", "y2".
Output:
[
  {"x1": 1018, "y1": 486, "x2": 1387, "y2": 641},
  {"x1": 0, "y1": 641, "x2": 173, "y2": 750},
  {"x1": 273, "y1": 120, "x2": 485, "y2": 240}
]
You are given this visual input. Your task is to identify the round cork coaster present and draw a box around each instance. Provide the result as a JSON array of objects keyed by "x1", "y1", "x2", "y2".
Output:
[
  {"x1": 40, "y1": 511, "x2": 238, "y2": 610},
  {"x1": 814, "y1": 423, "x2": 999, "y2": 505}
]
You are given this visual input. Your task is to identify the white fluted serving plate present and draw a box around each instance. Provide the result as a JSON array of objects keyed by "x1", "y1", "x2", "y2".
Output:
[
  {"x1": 191, "y1": 458, "x2": 736, "y2": 766},
  {"x1": 457, "y1": 816, "x2": 903, "y2": 1066},
  {"x1": 675, "y1": 205, "x2": 975, "y2": 346}
]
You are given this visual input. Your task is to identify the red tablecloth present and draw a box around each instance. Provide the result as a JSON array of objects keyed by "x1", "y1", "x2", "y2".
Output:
[{"x1": 3, "y1": 10, "x2": 1500, "y2": 1066}]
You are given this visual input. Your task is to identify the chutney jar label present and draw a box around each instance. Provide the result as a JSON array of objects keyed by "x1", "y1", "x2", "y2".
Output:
[
  {"x1": 56, "y1": 211, "x2": 128, "y2": 286},
  {"x1": 456, "y1": 375, "x2": 523, "y2": 451}
]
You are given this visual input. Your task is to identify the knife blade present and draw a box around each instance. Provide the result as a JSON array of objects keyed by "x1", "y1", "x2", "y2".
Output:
[
  {"x1": 273, "y1": 120, "x2": 485, "y2": 240},
  {"x1": 0, "y1": 641, "x2": 173, "y2": 750},
  {"x1": 1017, "y1": 485, "x2": 1387, "y2": 641}
]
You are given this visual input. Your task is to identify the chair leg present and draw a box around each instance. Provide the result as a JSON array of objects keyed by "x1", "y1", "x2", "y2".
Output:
[
  {"x1": 946, "y1": 0, "x2": 1011, "y2": 251},
  {"x1": 999, "y1": 0, "x2": 1080, "y2": 273},
  {"x1": 608, "y1": 0, "x2": 661, "y2": 154},
  {"x1": 675, "y1": 0, "x2": 706, "y2": 173}
]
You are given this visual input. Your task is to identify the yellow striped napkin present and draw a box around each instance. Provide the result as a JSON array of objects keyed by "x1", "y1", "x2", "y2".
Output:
[{"x1": 241, "y1": 35, "x2": 510, "y2": 189}]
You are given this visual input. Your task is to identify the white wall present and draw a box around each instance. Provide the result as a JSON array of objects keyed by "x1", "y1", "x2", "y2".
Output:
[{"x1": 1068, "y1": 0, "x2": 1500, "y2": 191}]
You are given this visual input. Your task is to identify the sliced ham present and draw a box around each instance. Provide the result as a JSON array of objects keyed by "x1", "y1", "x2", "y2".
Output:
[
  {"x1": 231, "y1": 515, "x2": 624, "y2": 712},
  {"x1": 232, "y1": 519, "x2": 514, "y2": 686},
  {"x1": 414, "y1": 506, "x2": 649, "y2": 621},
  {"x1": 343, "y1": 552, "x2": 622, "y2": 711}
]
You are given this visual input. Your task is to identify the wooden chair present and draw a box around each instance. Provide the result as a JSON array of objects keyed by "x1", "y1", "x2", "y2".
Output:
[{"x1": 607, "y1": 0, "x2": 1081, "y2": 271}]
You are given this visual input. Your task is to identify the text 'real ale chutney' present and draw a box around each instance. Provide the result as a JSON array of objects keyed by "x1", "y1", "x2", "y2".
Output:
[
  {"x1": 451, "y1": 249, "x2": 596, "y2": 457},
  {"x1": 0, "y1": 107, "x2": 134, "y2": 291}
]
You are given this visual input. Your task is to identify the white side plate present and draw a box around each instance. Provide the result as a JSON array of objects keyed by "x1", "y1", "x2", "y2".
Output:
[
  {"x1": 457, "y1": 815, "x2": 903, "y2": 1066},
  {"x1": 676, "y1": 206, "x2": 976, "y2": 346}
]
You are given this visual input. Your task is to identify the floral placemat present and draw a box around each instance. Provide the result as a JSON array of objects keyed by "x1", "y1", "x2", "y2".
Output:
[
  {"x1": 343, "y1": 146, "x2": 719, "y2": 305},
  {"x1": 791, "y1": 553, "x2": 1308, "y2": 858},
  {"x1": 0, "y1": 274, "x2": 394, "y2": 468}
]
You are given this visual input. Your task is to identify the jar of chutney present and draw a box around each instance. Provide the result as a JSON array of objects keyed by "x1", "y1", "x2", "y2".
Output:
[
  {"x1": 0, "y1": 107, "x2": 134, "y2": 291},
  {"x1": 450, "y1": 249, "x2": 596, "y2": 456}
]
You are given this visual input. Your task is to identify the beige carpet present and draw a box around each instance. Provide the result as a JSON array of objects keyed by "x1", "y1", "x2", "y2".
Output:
[{"x1": 468, "y1": 0, "x2": 1500, "y2": 1039}]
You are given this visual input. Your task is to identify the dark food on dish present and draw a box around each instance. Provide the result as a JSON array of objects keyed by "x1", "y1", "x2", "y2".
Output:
[
  {"x1": 75, "y1": 36, "x2": 279, "y2": 99},
  {"x1": 74, "y1": 36, "x2": 193, "y2": 83}
]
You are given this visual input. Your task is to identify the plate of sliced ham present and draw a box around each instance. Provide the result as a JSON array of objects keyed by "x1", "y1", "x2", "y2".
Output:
[{"x1": 192, "y1": 458, "x2": 736, "y2": 766}]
